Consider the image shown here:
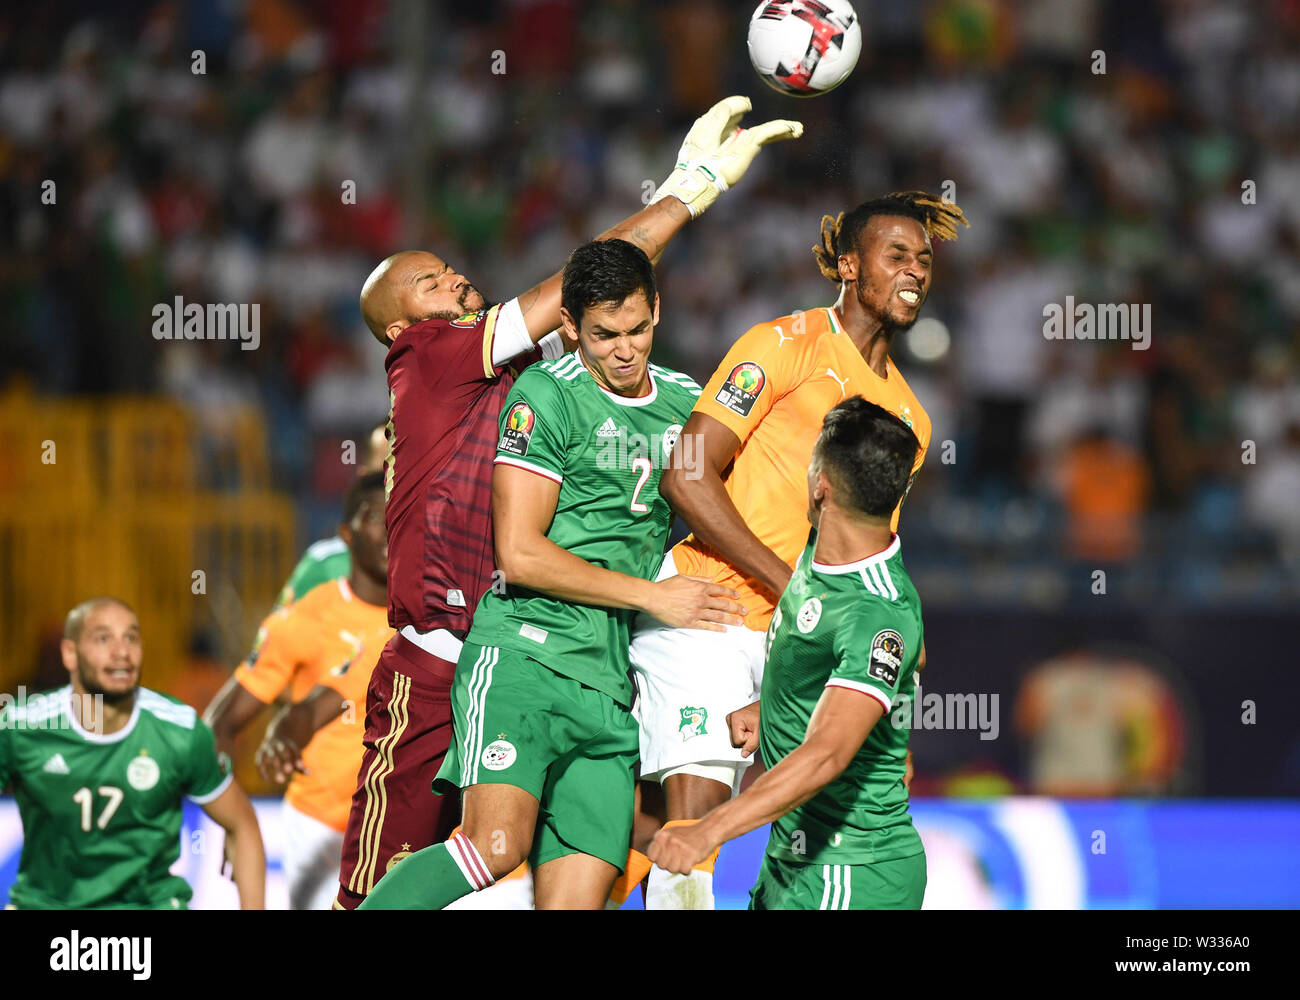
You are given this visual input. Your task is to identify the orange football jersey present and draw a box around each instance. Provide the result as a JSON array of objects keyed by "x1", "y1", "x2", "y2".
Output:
[
  {"x1": 672, "y1": 307, "x2": 930, "y2": 630},
  {"x1": 234, "y1": 578, "x2": 393, "y2": 831}
]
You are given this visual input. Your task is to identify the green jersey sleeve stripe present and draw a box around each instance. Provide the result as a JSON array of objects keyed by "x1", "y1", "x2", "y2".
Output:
[
  {"x1": 494, "y1": 455, "x2": 563, "y2": 484},
  {"x1": 187, "y1": 770, "x2": 233, "y2": 805},
  {"x1": 825, "y1": 677, "x2": 893, "y2": 711}
]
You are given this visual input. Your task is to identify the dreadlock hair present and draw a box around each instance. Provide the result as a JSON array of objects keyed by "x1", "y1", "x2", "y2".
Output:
[{"x1": 812, "y1": 190, "x2": 969, "y2": 284}]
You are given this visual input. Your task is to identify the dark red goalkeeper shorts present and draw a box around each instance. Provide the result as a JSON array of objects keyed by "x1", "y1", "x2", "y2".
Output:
[{"x1": 334, "y1": 631, "x2": 461, "y2": 909}]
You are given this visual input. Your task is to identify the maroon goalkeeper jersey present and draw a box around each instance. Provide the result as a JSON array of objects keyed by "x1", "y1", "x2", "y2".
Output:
[{"x1": 384, "y1": 304, "x2": 540, "y2": 635}]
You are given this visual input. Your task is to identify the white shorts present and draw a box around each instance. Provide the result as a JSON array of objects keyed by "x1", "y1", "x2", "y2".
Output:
[
  {"x1": 281, "y1": 801, "x2": 346, "y2": 911},
  {"x1": 629, "y1": 552, "x2": 767, "y2": 782}
]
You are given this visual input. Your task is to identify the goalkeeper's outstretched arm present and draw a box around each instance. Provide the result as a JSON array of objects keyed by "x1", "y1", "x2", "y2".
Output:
[{"x1": 514, "y1": 96, "x2": 802, "y2": 344}]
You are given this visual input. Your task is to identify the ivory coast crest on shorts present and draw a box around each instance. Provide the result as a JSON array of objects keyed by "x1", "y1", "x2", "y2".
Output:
[
  {"x1": 499, "y1": 402, "x2": 535, "y2": 457},
  {"x1": 679, "y1": 706, "x2": 708, "y2": 741},
  {"x1": 715, "y1": 362, "x2": 766, "y2": 416}
]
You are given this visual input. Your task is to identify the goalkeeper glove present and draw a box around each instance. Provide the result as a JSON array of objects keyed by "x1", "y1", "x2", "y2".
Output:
[{"x1": 651, "y1": 95, "x2": 803, "y2": 219}]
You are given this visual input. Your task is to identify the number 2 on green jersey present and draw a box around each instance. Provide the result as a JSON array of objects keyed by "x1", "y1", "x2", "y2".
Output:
[{"x1": 630, "y1": 457, "x2": 652, "y2": 513}]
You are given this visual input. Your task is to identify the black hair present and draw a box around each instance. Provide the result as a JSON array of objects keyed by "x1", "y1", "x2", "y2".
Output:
[
  {"x1": 343, "y1": 470, "x2": 387, "y2": 523},
  {"x1": 813, "y1": 190, "x2": 968, "y2": 284},
  {"x1": 561, "y1": 239, "x2": 657, "y2": 329},
  {"x1": 814, "y1": 396, "x2": 920, "y2": 518}
]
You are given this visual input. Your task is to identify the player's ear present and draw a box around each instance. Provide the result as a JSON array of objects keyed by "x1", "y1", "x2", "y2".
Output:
[
  {"x1": 60, "y1": 638, "x2": 78, "y2": 674},
  {"x1": 651, "y1": 293, "x2": 661, "y2": 326},
  {"x1": 837, "y1": 253, "x2": 856, "y2": 283},
  {"x1": 338, "y1": 521, "x2": 355, "y2": 548},
  {"x1": 559, "y1": 306, "x2": 580, "y2": 343},
  {"x1": 814, "y1": 469, "x2": 832, "y2": 505},
  {"x1": 384, "y1": 320, "x2": 405, "y2": 344}
]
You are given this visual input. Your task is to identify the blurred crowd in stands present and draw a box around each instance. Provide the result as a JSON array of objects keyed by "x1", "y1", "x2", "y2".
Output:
[{"x1": 3, "y1": 0, "x2": 1299, "y2": 605}]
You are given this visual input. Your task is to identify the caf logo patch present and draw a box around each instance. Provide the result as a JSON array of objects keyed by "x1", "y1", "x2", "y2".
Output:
[
  {"x1": 450, "y1": 311, "x2": 483, "y2": 328},
  {"x1": 796, "y1": 597, "x2": 822, "y2": 633},
  {"x1": 127, "y1": 752, "x2": 161, "y2": 791},
  {"x1": 499, "y1": 402, "x2": 535, "y2": 457},
  {"x1": 715, "y1": 362, "x2": 766, "y2": 417},
  {"x1": 868, "y1": 629, "x2": 904, "y2": 687},
  {"x1": 481, "y1": 739, "x2": 517, "y2": 771}
]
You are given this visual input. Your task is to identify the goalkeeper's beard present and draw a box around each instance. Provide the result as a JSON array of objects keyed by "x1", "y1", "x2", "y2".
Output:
[{"x1": 419, "y1": 284, "x2": 487, "y2": 323}]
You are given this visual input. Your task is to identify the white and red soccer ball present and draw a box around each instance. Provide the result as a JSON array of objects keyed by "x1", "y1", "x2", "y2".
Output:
[{"x1": 747, "y1": 0, "x2": 862, "y2": 97}]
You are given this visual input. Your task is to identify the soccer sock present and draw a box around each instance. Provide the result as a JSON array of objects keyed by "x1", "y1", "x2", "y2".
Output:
[
  {"x1": 606, "y1": 849, "x2": 654, "y2": 908},
  {"x1": 356, "y1": 832, "x2": 495, "y2": 910},
  {"x1": 644, "y1": 821, "x2": 721, "y2": 910}
]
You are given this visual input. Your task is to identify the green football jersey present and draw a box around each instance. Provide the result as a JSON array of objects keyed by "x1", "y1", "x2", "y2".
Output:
[
  {"x1": 274, "y1": 535, "x2": 351, "y2": 610},
  {"x1": 759, "y1": 531, "x2": 924, "y2": 865},
  {"x1": 468, "y1": 357, "x2": 701, "y2": 706},
  {"x1": 0, "y1": 686, "x2": 232, "y2": 909}
]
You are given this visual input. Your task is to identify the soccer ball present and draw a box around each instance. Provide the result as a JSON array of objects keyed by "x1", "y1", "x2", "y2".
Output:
[{"x1": 747, "y1": 0, "x2": 862, "y2": 97}]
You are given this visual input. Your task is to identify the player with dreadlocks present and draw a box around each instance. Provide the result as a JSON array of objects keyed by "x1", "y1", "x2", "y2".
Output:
[{"x1": 618, "y1": 191, "x2": 966, "y2": 909}]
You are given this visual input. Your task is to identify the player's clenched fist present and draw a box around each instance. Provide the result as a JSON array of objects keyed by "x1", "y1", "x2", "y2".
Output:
[
  {"x1": 644, "y1": 575, "x2": 746, "y2": 632},
  {"x1": 727, "y1": 700, "x2": 761, "y2": 758},
  {"x1": 648, "y1": 821, "x2": 717, "y2": 877},
  {"x1": 255, "y1": 735, "x2": 307, "y2": 785}
]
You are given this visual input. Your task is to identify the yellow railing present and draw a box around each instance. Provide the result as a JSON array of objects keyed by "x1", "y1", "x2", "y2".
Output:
[{"x1": 0, "y1": 386, "x2": 296, "y2": 700}]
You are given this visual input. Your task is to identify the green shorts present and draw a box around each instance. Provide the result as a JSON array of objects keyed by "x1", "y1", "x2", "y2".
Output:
[
  {"x1": 434, "y1": 641, "x2": 638, "y2": 872},
  {"x1": 749, "y1": 851, "x2": 927, "y2": 910}
]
